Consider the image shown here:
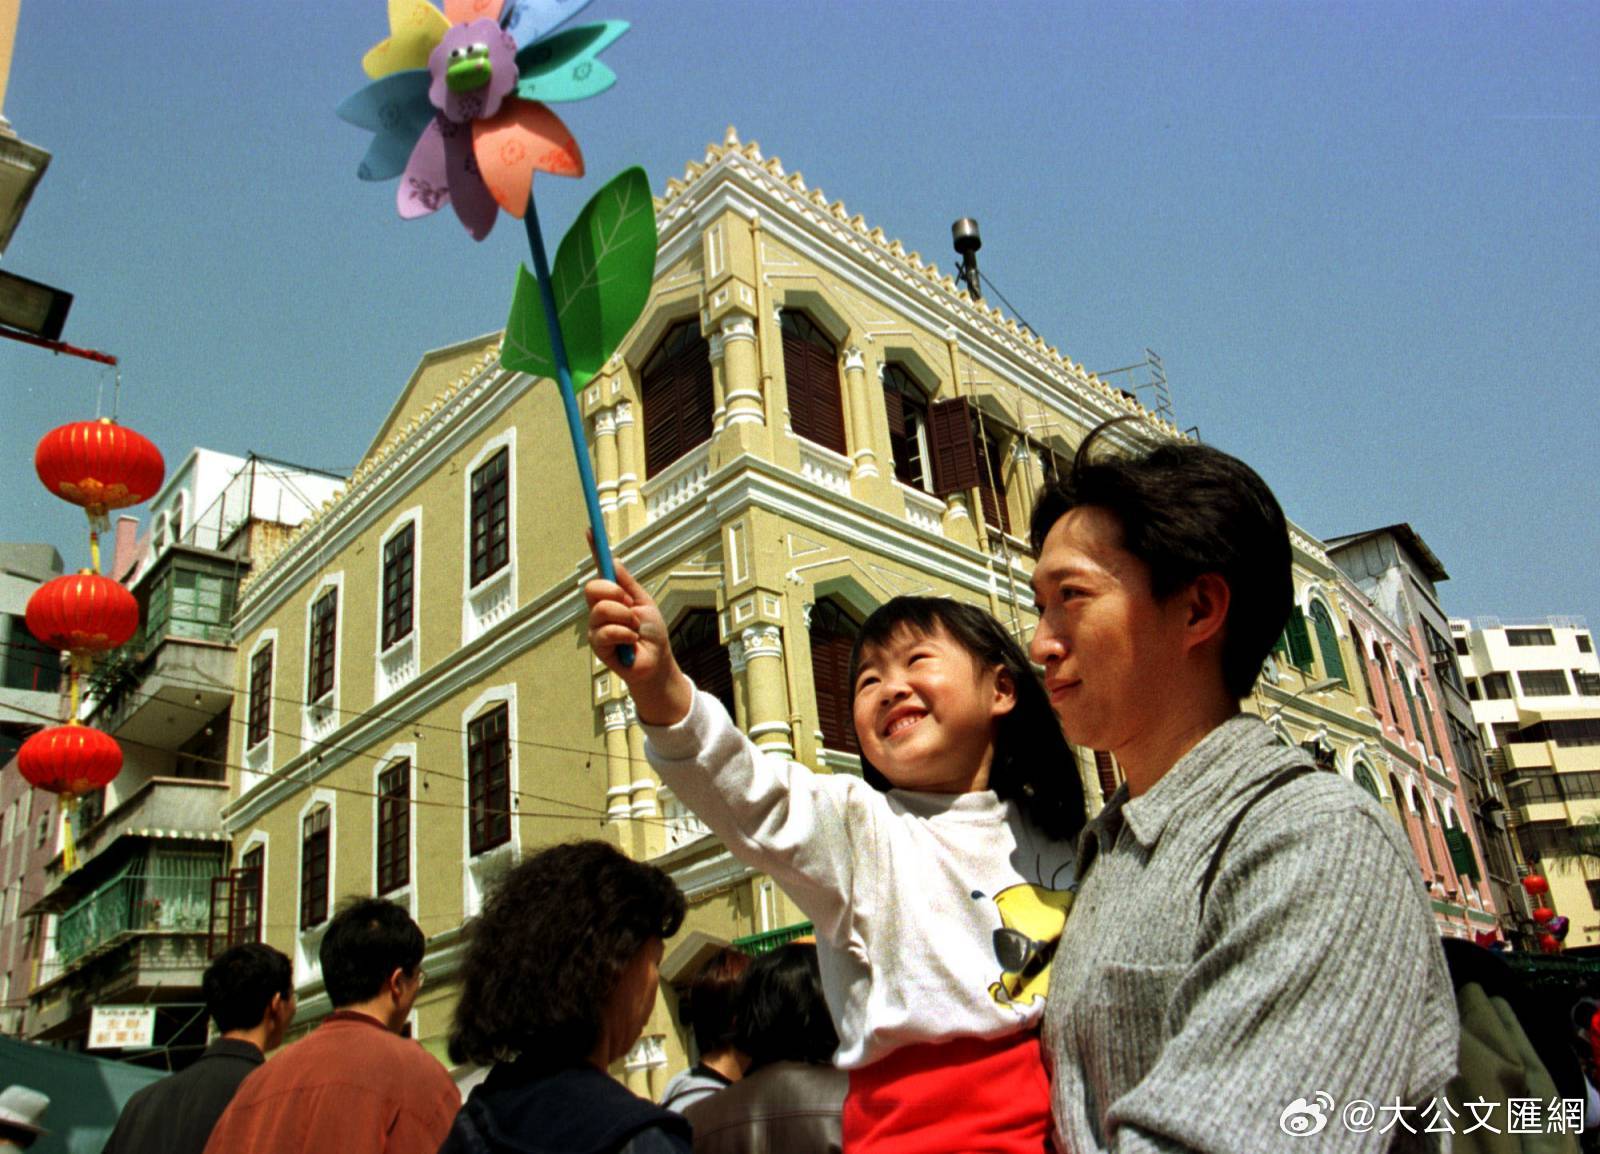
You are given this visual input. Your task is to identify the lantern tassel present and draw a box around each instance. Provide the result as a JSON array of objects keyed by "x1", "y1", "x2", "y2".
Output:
[
  {"x1": 60, "y1": 795, "x2": 78, "y2": 873},
  {"x1": 88, "y1": 528, "x2": 102, "y2": 575}
]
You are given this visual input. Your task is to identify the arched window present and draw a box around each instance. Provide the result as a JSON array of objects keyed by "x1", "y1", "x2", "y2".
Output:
[
  {"x1": 1280, "y1": 605, "x2": 1315, "y2": 672},
  {"x1": 882, "y1": 364, "x2": 931, "y2": 490},
  {"x1": 641, "y1": 321, "x2": 714, "y2": 478},
  {"x1": 1353, "y1": 760, "x2": 1381, "y2": 801},
  {"x1": 1401, "y1": 672, "x2": 1425, "y2": 749},
  {"x1": 1417, "y1": 679, "x2": 1439, "y2": 761},
  {"x1": 780, "y1": 311, "x2": 846, "y2": 455},
  {"x1": 1352, "y1": 630, "x2": 1377, "y2": 708},
  {"x1": 809, "y1": 600, "x2": 861, "y2": 754},
  {"x1": 670, "y1": 611, "x2": 734, "y2": 721},
  {"x1": 974, "y1": 416, "x2": 1010, "y2": 535},
  {"x1": 1309, "y1": 601, "x2": 1346, "y2": 687},
  {"x1": 1374, "y1": 647, "x2": 1403, "y2": 728}
]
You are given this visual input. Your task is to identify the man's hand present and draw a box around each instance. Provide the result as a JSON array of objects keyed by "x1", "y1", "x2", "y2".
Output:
[{"x1": 584, "y1": 555, "x2": 694, "y2": 726}]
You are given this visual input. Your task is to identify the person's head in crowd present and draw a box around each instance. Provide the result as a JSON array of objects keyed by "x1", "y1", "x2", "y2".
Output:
[
  {"x1": 733, "y1": 942, "x2": 838, "y2": 1069},
  {"x1": 320, "y1": 897, "x2": 427, "y2": 1031},
  {"x1": 0, "y1": 1087, "x2": 48, "y2": 1149},
  {"x1": 684, "y1": 947, "x2": 752, "y2": 1078},
  {"x1": 448, "y1": 840, "x2": 686, "y2": 1072},
  {"x1": 203, "y1": 942, "x2": 296, "y2": 1052},
  {"x1": 1029, "y1": 416, "x2": 1292, "y2": 789},
  {"x1": 849, "y1": 596, "x2": 1086, "y2": 841}
]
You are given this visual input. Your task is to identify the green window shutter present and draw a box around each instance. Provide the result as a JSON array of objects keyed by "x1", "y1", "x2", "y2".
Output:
[
  {"x1": 1353, "y1": 762, "x2": 1381, "y2": 801},
  {"x1": 1310, "y1": 602, "x2": 1347, "y2": 687},
  {"x1": 1402, "y1": 675, "x2": 1424, "y2": 745},
  {"x1": 1444, "y1": 825, "x2": 1480, "y2": 881},
  {"x1": 1285, "y1": 607, "x2": 1315, "y2": 671}
]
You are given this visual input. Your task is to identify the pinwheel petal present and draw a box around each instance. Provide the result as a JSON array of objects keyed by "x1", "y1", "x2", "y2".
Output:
[
  {"x1": 338, "y1": 70, "x2": 435, "y2": 181},
  {"x1": 444, "y1": 0, "x2": 504, "y2": 23},
  {"x1": 472, "y1": 100, "x2": 584, "y2": 218},
  {"x1": 500, "y1": 0, "x2": 595, "y2": 51},
  {"x1": 513, "y1": 20, "x2": 626, "y2": 104},
  {"x1": 398, "y1": 118, "x2": 451, "y2": 220},
  {"x1": 443, "y1": 119, "x2": 499, "y2": 240},
  {"x1": 363, "y1": 0, "x2": 451, "y2": 79}
]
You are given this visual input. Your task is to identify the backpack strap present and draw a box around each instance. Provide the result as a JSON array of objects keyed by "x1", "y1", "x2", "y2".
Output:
[{"x1": 1197, "y1": 766, "x2": 1315, "y2": 922}]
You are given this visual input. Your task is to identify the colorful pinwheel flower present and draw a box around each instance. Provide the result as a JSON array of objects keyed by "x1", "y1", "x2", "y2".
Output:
[{"x1": 338, "y1": 0, "x2": 628, "y2": 240}]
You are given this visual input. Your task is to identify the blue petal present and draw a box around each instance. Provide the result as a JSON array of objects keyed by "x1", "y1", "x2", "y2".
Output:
[
  {"x1": 336, "y1": 70, "x2": 435, "y2": 183},
  {"x1": 500, "y1": 0, "x2": 596, "y2": 52},
  {"x1": 514, "y1": 21, "x2": 627, "y2": 104}
]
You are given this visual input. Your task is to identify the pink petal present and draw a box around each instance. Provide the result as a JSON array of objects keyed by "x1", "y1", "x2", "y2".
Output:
[
  {"x1": 471, "y1": 100, "x2": 584, "y2": 218},
  {"x1": 442, "y1": 117, "x2": 499, "y2": 240},
  {"x1": 398, "y1": 118, "x2": 450, "y2": 220},
  {"x1": 444, "y1": 0, "x2": 503, "y2": 24}
]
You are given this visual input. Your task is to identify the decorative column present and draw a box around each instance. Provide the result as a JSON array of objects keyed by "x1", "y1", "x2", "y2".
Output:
[
  {"x1": 941, "y1": 492, "x2": 979, "y2": 550},
  {"x1": 624, "y1": 696, "x2": 662, "y2": 859},
  {"x1": 739, "y1": 624, "x2": 792, "y2": 758},
  {"x1": 613, "y1": 401, "x2": 641, "y2": 535},
  {"x1": 720, "y1": 315, "x2": 763, "y2": 429},
  {"x1": 602, "y1": 700, "x2": 632, "y2": 839},
  {"x1": 593, "y1": 407, "x2": 619, "y2": 537},
  {"x1": 842, "y1": 347, "x2": 879, "y2": 481},
  {"x1": 707, "y1": 328, "x2": 730, "y2": 434},
  {"x1": 1011, "y1": 438, "x2": 1045, "y2": 523}
]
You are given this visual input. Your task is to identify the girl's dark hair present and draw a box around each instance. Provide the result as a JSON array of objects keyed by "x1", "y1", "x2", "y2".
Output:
[
  {"x1": 1029, "y1": 416, "x2": 1293, "y2": 701},
  {"x1": 733, "y1": 943, "x2": 838, "y2": 1067},
  {"x1": 447, "y1": 840, "x2": 685, "y2": 1067},
  {"x1": 848, "y1": 597, "x2": 1086, "y2": 842}
]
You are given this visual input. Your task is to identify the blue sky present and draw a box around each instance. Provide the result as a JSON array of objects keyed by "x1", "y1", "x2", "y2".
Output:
[{"x1": 1, "y1": 1, "x2": 1595, "y2": 623}]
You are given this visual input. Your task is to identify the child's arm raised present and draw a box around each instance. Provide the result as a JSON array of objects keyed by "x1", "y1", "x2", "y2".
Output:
[{"x1": 585, "y1": 556, "x2": 870, "y2": 944}]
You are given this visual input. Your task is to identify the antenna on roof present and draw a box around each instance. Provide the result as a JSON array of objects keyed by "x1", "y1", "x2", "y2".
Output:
[{"x1": 952, "y1": 218, "x2": 982, "y2": 301}]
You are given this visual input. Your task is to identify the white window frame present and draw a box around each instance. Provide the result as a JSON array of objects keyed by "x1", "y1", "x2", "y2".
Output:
[
  {"x1": 375, "y1": 509, "x2": 423, "y2": 702},
  {"x1": 238, "y1": 830, "x2": 270, "y2": 948},
  {"x1": 462, "y1": 430, "x2": 518, "y2": 644},
  {"x1": 294, "y1": 789, "x2": 337, "y2": 990},
  {"x1": 301, "y1": 573, "x2": 344, "y2": 751},
  {"x1": 461, "y1": 684, "x2": 520, "y2": 918},
  {"x1": 243, "y1": 629, "x2": 278, "y2": 794},
  {"x1": 372, "y1": 743, "x2": 419, "y2": 918}
]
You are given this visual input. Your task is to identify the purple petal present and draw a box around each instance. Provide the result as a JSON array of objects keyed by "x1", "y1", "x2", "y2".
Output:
[
  {"x1": 442, "y1": 118, "x2": 498, "y2": 240},
  {"x1": 398, "y1": 118, "x2": 451, "y2": 220}
]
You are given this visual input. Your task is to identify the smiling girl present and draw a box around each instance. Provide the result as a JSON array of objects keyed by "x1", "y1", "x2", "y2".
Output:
[{"x1": 587, "y1": 568, "x2": 1086, "y2": 1154}]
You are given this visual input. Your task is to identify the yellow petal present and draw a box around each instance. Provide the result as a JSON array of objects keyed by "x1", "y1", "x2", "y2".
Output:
[{"x1": 362, "y1": 0, "x2": 451, "y2": 79}]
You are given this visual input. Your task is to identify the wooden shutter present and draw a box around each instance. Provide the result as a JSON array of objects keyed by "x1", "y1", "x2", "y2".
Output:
[
  {"x1": 1284, "y1": 607, "x2": 1314, "y2": 671},
  {"x1": 928, "y1": 398, "x2": 979, "y2": 497},
  {"x1": 1092, "y1": 750, "x2": 1121, "y2": 803},
  {"x1": 809, "y1": 603, "x2": 860, "y2": 755},
  {"x1": 783, "y1": 316, "x2": 846, "y2": 455},
  {"x1": 672, "y1": 613, "x2": 734, "y2": 721},
  {"x1": 642, "y1": 323, "x2": 713, "y2": 478}
]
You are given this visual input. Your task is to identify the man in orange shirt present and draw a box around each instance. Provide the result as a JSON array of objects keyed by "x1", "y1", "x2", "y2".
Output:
[{"x1": 204, "y1": 898, "x2": 459, "y2": 1154}]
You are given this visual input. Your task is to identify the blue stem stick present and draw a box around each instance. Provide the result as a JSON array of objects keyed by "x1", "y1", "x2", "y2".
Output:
[{"x1": 524, "y1": 189, "x2": 634, "y2": 667}]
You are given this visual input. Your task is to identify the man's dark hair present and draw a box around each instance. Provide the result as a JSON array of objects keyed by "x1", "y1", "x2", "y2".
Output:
[
  {"x1": 1029, "y1": 417, "x2": 1292, "y2": 700},
  {"x1": 683, "y1": 947, "x2": 751, "y2": 1057},
  {"x1": 319, "y1": 897, "x2": 425, "y2": 1008},
  {"x1": 448, "y1": 840, "x2": 685, "y2": 1067},
  {"x1": 734, "y1": 943, "x2": 838, "y2": 1067},
  {"x1": 203, "y1": 943, "x2": 293, "y2": 1033},
  {"x1": 849, "y1": 597, "x2": 1086, "y2": 841}
]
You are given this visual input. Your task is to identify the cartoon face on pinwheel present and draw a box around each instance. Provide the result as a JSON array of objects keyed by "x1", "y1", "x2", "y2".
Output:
[{"x1": 338, "y1": 0, "x2": 629, "y2": 240}]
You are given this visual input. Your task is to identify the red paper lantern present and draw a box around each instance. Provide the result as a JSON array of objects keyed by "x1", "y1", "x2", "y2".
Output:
[
  {"x1": 1522, "y1": 875, "x2": 1550, "y2": 896},
  {"x1": 34, "y1": 419, "x2": 164, "y2": 519},
  {"x1": 1539, "y1": 933, "x2": 1561, "y2": 954},
  {"x1": 17, "y1": 724, "x2": 122, "y2": 798},
  {"x1": 1533, "y1": 907, "x2": 1556, "y2": 925},
  {"x1": 25, "y1": 572, "x2": 138, "y2": 654}
]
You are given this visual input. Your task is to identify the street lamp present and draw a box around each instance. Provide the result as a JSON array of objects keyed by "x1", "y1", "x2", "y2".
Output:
[{"x1": 1263, "y1": 676, "x2": 1341, "y2": 723}]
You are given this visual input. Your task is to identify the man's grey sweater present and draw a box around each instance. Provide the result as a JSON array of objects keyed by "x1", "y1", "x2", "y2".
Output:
[{"x1": 1043, "y1": 713, "x2": 1458, "y2": 1152}]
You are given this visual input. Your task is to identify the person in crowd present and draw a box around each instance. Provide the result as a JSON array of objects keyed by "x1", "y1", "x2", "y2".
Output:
[
  {"x1": 0, "y1": 1087, "x2": 47, "y2": 1149},
  {"x1": 685, "y1": 942, "x2": 846, "y2": 1154},
  {"x1": 438, "y1": 839, "x2": 691, "y2": 1154},
  {"x1": 203, "y1": 898, "x2": 457, "y2": 1154},
  {"x1": 104, "y1": 942, "x2": 295, "y2": 1154},
  {"x1": 1026, "y1": 417, "x2": 1457, "y2": 1151},
  {"x1": 588, "y1": 573, "x2": 1085, "y2": 1154},
  {"x1": 660, "y1": 948, "x2": 751, "y2": 1113}
]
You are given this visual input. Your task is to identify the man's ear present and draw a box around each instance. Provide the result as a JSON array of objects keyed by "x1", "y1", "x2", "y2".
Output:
[
  {"x1": 1182, "y1": 573, "x2": 1231, "y2": 652},
  {"x1": 386, "y1": 966, "x2": 408, "y2": 1001},
  {"x1": 991, "y1": 666, "x2": 1018, "y2": 718}
]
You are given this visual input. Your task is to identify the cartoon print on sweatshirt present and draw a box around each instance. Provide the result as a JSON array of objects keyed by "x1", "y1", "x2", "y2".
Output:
[{"x1": 973, "y1": 860, "x2": 1076, "y2": 1009}]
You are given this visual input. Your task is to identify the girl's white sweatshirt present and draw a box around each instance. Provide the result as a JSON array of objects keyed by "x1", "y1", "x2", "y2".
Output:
[{"x1": 643, "y1": 688, "x2": 1076, "y2": 1070}]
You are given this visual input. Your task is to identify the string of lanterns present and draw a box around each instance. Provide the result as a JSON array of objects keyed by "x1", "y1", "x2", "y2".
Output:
[
  {"x1": 1520, "y1": 874, "x2": 1571, "y2": 954},
  {"x1": 16, "y1": 418, "x2": 164, "y2": 870}
]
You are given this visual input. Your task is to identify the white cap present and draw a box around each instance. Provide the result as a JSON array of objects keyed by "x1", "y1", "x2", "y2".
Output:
[{"x1": 0, "y1": 1086, "x2": 49, "y2": 1136}]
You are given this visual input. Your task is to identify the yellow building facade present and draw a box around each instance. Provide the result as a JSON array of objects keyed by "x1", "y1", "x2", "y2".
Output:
[{"x1": 221, "y1": 129, "x2": 1172, "y2": 1089}]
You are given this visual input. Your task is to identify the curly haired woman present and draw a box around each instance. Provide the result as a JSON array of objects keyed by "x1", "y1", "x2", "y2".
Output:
[{"x1": 439, "y1": 840, "x2": 690, "y2": 1154}]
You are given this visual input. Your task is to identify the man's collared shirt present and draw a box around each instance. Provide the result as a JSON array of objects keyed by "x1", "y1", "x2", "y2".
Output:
[{"x1": 1043, "y1": 713, "x2": 1458, "y2": 1152}]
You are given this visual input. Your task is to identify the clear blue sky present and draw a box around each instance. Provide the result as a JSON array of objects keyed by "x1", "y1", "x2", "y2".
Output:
[{"x1": 2, "y1": 1, "x2": 1595, "y2": 623}]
